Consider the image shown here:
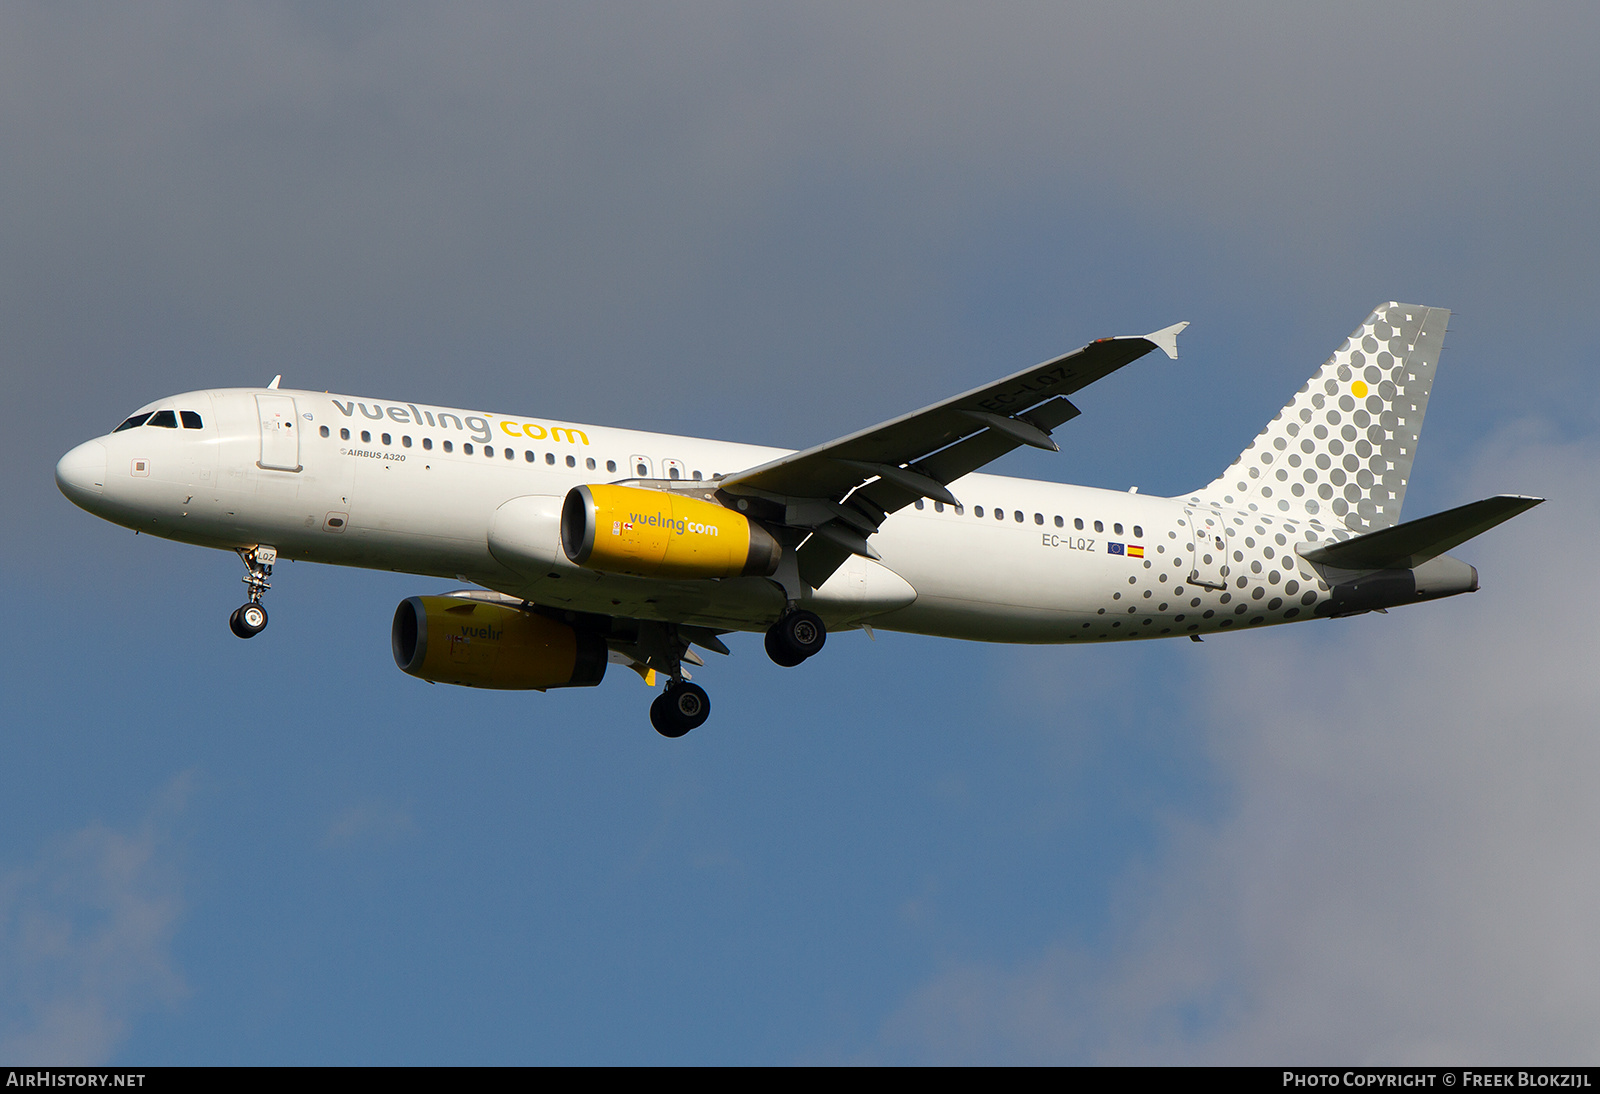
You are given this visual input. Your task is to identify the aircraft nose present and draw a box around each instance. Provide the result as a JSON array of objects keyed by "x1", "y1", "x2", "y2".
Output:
[{"x1": 56, "y1": 440, "x2": 107, "y2": 505}]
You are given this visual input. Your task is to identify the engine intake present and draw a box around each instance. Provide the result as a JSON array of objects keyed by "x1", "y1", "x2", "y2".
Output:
[
  {"x1": 392, "y1": 596, "x2": 607, "y2": 690},
  {"x1": 561, "y1": 484, "x2": 781, "y2": 579}
]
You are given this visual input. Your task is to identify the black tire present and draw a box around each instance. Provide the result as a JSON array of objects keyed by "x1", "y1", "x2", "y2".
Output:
[
  {"x1": 230, "y1": 602, "x2": 267, "y2": 639},
  {"x1": 649, "y1": 693, "x2": 684, "y2": 737},
  {"x1": 764, "y1": 627, "x2": 807, "y2": 667},
  {"x1": 766, "y1": 609, "x2": 825, "y2": 665},
  {"x1": 650, "y1": 682, "x2": 710, "y2": 737}
]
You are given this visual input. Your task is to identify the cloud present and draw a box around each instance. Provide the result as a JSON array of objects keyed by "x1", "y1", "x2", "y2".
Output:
[
  {"x1": 869, "y1": 424, "x2": 1600, "y2": 1063},
  {"x1": 0, "y1": 777, "x2": 189, "y2": 1064},
  {"x1": 321, "y1": 799, "x2": 414, "y2": 850}
]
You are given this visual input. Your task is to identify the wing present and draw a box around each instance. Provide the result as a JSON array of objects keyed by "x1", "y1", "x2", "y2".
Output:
[{"x1": 717, "y1": 322, "x2": 1188, "y2": 587}]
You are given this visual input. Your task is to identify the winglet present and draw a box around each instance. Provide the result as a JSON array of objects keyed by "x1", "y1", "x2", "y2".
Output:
[
  {"x1": 267, "y1": 375, "x2": 282, "y2": 390},
  {"x1": 1143, "y1": 321, "x2": 1188, "y2": 360}
]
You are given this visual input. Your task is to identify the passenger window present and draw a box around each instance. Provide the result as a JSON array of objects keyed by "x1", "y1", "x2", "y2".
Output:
[
  {"x1": 484, "y1": 446, "x2": 493, "y2": 457},
  {"x1": 915, "y1": 500, "x2": 925, "y2": 510},
  {"x1": 669, "y1": 466, "x2": 681, "y2": 479},
  {"x1": 525, "y1": 451, "x2": 535, "y2": 462},
  {"x1": 382, "y1": 433, "x2": 392, "y2": 445},
  {"x1": 423, "y1": 438, "x2": 432, "y2": 450},
  {"x1": 1014, "y1": 511, "x2": 1023, "y2": 523},
  {"x1": 636, "y1": 462, "x2": 648, "y2": 476},
  {"x1": 463, "y1": 443, "x2": 473, "y2": 455},
  {"x1": 1133, "y1": 525, "x2": 1143, "y2": 538},
  {"x1": 934, "y1": 501, "x2": 944, "y2": 512},
  {"x1": 1034, "y1": 513, "x2": 1043, "y2": 525},
  {"x1": 1054, "y1": 516, "x2": 1063, "y2": 528},
  {"x1": 587, "y1": 458, "x2": 597, "y2": 470},
  {"x1": 1074, "y1": 518, "x2": 1084, "y2": 530},
  {"x1": 403, "y1": 436, "x2": 412, "y2": 448},
  {"x1": 444, "y1": 441, "x2": 454, "y2": 453},
  {"x1": 995, "y1": 508, "x2": 1004, "y2": 520},
  {"x1": 1114, "y1": 523, "x2": 1123, "y2": 535},
  {"x1": 566, "y1": 455, "x2": 576, "y2": 468},
  {"x1": 606, "y1": 460, "x2": 617, "y2": 473},
  {"x1": 974, "y1": 506, "x2": 984, "y2": 518},
  {"x1": 1094, "y1": 520, "x2": 1103, "y2": 533},
  {"x1": 361, "y1": 430, "x2": 371, "y2": 443},
  {"x1": 341, "y1": 428, "x2": 350, "y2": 441},
  {"x1": 113, "y1": 413, "x2": 152, "y2": 432},
  {"x1": 319, "y1": 426, "x2": 330, "y2": 438},
  {"x1": 692, "y1": 470, "x2": 702, "y2": 480},
  {"x1": 148, "y1": 410, "x2": 177, "y2": 428},
  {"x1": 505, "y1": 447, "x2": 514, "y2": 460},
  {"x1": 954, "y1": 504, "x2": 964, "y2": 515},
  {"x1": 180, "y1": 411, "x2": 203, "y2": 429}
]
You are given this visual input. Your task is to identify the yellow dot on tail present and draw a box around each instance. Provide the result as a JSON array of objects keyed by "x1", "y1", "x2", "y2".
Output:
[{"x1": 1352, "y1": 380, "x2": 1369, "y2": 397}]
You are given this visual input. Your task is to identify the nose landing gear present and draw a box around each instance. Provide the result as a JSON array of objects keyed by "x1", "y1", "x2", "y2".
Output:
[
  {"x1": 765, "y1": 608, "x2": 826, "y2": 667},
  {"x1": 650, "y1": 680, "x2": 710, "y2": 738},
  {"x1": 229, "y1": 545, "x2": 276, "y2": 639}
]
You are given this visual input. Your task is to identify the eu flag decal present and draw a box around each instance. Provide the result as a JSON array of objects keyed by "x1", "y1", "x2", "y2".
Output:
[{"x1": 1107, "y1": 542, "x2": 1125, "y2": 555}]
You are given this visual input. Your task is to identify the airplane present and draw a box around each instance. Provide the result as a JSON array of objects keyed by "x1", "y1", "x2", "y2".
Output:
[{"x1": 55, "y1": 302, "x2": 1541, "y2": 737}]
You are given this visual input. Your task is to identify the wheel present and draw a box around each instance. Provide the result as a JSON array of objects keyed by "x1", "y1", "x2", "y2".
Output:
[
  {"x1": 765, "y1": 609, "x2": 825, "y2": 665},
  {"x1": 230, "y1": 602, "x2": 268, "y2": 639},
  {"x1": 650, "y1": 682, "x2": 710, "y2": 737},
  {"x1": 781, "y1": 609, "x2": 825, "y2": 658}
]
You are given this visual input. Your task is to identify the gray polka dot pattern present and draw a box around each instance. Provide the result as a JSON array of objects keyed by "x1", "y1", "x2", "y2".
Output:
[
  {"x1": 1192, "y1": 303, "x2": 1449, "y2": 533},
  {"x1": 1058, "y1": 504, "x2": 1335, "y2": 643}
]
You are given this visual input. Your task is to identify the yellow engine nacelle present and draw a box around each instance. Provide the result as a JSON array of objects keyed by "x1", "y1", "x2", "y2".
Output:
[
  {"x1": 561, "y1": 484, "x2": 781, "y2": 579},
  {"x1": 391, "y1": 596, "x2": 607, "y2": 690}
]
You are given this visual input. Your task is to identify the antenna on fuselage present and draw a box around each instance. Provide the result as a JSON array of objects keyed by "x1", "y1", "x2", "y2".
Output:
[{"x1": 267, "y1": 375, "x2": 282, "y2": 389}]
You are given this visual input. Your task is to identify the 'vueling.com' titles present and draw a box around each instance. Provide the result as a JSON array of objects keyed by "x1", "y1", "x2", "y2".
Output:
[{"x1": 330, "y1": 399, "x2": 589, "y2": 446}]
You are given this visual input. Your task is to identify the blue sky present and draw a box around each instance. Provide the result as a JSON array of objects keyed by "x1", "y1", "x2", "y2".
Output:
[{"x1": 2, "y1": 3, "x2": 1598, "y2": 1064}]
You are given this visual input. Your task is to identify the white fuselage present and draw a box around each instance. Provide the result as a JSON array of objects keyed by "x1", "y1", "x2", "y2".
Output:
[{"x1": 57, "y1": 387, "x2": 1340, "y2": 643}]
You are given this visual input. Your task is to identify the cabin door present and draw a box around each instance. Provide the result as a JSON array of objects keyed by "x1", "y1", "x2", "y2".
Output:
[
  {"x1": 1185, "y1": 508, "x2": 1229, "y2": 590},
  {"x1": 256, "y1": 394, "x2": 302, "y2": 472}
]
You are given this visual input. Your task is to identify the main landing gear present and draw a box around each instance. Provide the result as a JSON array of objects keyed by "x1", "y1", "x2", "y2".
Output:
[
  {"x1": 650, "y1": 680, "x2": 710, "y2": 738},
  {"x1": 229, "y1": 545, "x2": 276, "y2": 639},
  {"x1": 643, "y1": 609, "x2": 819, "y2": 737},
  {"x1": 764, "y1": 608, "x2": 826, "y2": 667}
]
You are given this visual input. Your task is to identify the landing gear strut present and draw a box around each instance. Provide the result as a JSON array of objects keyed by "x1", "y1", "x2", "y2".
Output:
[
  {"x1": 650, "y1": 680, "x2": 711, "y2": 738},
  {"x1": 230, "y1": 545, "x2": 276, "y2": 639},
  {"x1": 765, "y1": 608, "x2": 826, "y2": 667}
]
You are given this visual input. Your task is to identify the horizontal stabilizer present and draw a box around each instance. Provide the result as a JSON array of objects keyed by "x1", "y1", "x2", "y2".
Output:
[{"x1": 1298, "y1": 494, "x2": 1543, "y2": 570}]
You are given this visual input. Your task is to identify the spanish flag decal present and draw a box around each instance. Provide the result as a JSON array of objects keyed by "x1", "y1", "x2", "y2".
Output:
[{"x1": 1127, "y1": 544, "x2": 1145, "y2": 559}]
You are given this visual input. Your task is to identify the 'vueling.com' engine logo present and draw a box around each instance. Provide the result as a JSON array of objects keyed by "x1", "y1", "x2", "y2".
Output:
[{"x1": 617, "y1": 511, "x2": 720, "y2": 537}]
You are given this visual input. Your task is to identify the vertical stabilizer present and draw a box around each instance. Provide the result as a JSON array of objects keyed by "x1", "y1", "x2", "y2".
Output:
[{"x1": 1188, "y1": 302, "x2": 1449, "y2": 533}]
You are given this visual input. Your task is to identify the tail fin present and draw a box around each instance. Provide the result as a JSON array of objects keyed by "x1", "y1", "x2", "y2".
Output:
[{"x1": 1188, "y1": 302, "x2": 1450, "y2": 533}]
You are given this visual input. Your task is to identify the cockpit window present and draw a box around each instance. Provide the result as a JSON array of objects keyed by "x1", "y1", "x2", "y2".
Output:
[
  {"x1": 180, "y1": 411, "x2": 203, "y2": 429},
  {"x1": 147, "y1": 410, "x2": 178, "y2": 428},
  {"x1": 113, "y1": 413, "x2": 152, "y2": 432}
]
